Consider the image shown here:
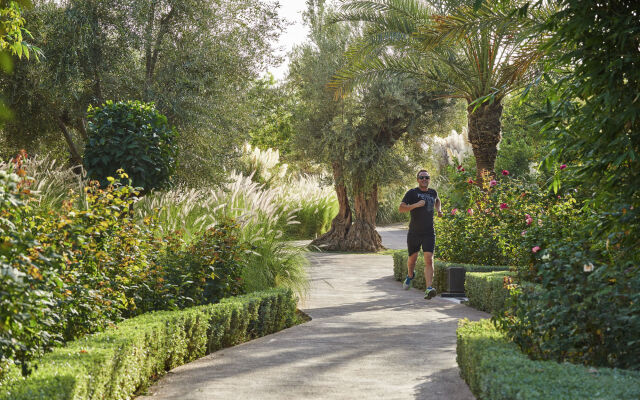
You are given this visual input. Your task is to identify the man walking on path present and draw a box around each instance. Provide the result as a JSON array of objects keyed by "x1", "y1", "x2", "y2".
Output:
[{"x1": 398, "y1": 169, "x2": 443, "y2": 299}]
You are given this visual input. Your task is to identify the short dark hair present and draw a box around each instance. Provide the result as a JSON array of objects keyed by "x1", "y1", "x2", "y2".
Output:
[{"x1": 416, "y1": 169, "x2": 429, "y2": 178}]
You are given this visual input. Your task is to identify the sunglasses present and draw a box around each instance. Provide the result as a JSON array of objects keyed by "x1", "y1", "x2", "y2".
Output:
[{"x1": 418, "y1": 175, "x2": 430, "y2": 180}]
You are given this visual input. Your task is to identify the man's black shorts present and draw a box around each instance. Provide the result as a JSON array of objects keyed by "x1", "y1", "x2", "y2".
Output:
[{"x1": 407, "y1": 233, "x2": 436, "y2": 255}]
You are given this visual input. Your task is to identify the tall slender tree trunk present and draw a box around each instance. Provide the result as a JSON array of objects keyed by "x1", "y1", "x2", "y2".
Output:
[
  {"x1": 310, "y1": 162, "x2": 352, "y2": 250},
  {"x1": 467, "y1": 101, "x2": 503, "y2": 182},
  {"x1": 343, "y1": 181, "x2": 383, "y2": 252},
  {"x1": 57, "y1": 117, "x2": 83, "y2": 170}
]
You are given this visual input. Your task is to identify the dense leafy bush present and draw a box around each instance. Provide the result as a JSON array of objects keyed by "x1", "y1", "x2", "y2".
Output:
[
  {"x1": 499, "y1": 237, "x2": 640, "y2": 369},
  {"x1": 0, "y1": 166, "x2": 157, "y2": 375},
  {"x1": 456, "y1": 319, "x2": 640, "y2": 400},
  {"x1": 0, "y1": 160, "x2": 267, "y2": 378},
  {"x1": 491, "y1": 180, "x2": 640, "y2": 369},
  {"x1": 464, "y1": 272, "x2": 511, "y2": 314},
  {"x1": 0, "y1": 168, "x2": 61, "y2": 375},
  {"x1": 436, "y1": 168, "x2": 572, "y2": 266},
  {"x1": 158, "y1": 220, "x2": 246, "y2": 309},
  {"x1": 83, "y1": 100, "x2": 178, "y2": 191},
  {"x1": 0, "y1": 288, "x2": 298, "y2": 400}
]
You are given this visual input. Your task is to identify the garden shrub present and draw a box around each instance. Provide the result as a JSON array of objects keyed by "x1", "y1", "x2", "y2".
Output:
[
  {"x1": 158, "y1": 219, "x2": 247, "y2": 309},
  {"x1": 83, "y1": 100, "x2": 178, "y2": 191},
  {"x1": 464, "y1": 271, "x2": 511, "y2": 314},
  {"x1": 0, "y1": 160, "x2": 265, "y2": 378},
  {"x1": 393, "y1": 252, "x2": 509, "y2": 292},
  {"x1": 496, "y1": 195, "x2": 640, "y2": 370},
  {"x1": 0, "y1": 289, "x2": 298, "y2": 400},
  {"x1": 0, "y1": 168, "x2": 62, "y2": 376},
  {"x1": 457, "y1": 319, "x2": 640, "y2": 400},
  {"x1": 0, "y1": 168, "x2": 163, "y2": 375},
  {"x1": 435, "y1": 168, "x2": 562, "y2": 266}
]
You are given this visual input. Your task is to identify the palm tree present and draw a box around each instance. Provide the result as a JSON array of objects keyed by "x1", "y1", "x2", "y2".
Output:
[{"x1": 331, "y1": 0, "x2": 550, "y2": 180}]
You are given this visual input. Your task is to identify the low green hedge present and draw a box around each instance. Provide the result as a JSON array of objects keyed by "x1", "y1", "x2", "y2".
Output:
[
  {"x1": 392, "y1": 252, "x2": 510, "y2": 292},
  {"x1": 457, "y1": 319, "x2": 640, "y2": 400},
  {"x1": 465, "y1": 271, "x2": 512, "y2": 314},
  {"x1": 0, "y1": 288, "x2": 298, "y2": 400}
]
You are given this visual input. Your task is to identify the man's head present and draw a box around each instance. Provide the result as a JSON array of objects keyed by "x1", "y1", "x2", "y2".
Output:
[{"x1": 416, "y1": 169, "x2": 430, "y2": 189}]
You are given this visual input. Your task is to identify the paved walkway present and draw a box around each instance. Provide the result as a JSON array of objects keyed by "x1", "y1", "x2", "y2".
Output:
[{"x1": 139, "y1": 225, "x2": 488, "y2": 400}]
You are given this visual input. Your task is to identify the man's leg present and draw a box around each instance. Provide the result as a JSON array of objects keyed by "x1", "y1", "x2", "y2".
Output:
[
  {"x1": 423, "y1": 235, "x2": 437, "y2": 299},
  {"x1": 403, "y1": 234, "x2": 421, "y2": 289},
  {"x1": 407, "y1": 252, "x2": 419, "y2": 278},
  {"x1": 423, "y1": 251, "x2": 434, "y2": 288}
]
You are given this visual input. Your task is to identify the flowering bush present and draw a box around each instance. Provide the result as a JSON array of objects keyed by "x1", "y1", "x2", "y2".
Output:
[{"x1": 436, "y1": 169, "x2": 564, "y2": 266}]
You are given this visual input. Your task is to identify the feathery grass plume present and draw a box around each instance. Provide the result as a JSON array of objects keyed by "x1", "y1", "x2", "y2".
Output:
[
  {"x1": 0, "y1": 154, "x2": 86, "y2": 211},
  {"x1": 275, "y1": 173, "x2": 338, "y2": 239},
  {"x1": 136, "y1": 172, "x2": 309, "y2": 297},
  {"x1": 238, "y1": 143, "x2": 288, "y2": 187},
  {"x1": 426, "y1": 128, "x2": 473, "y2": 171}
]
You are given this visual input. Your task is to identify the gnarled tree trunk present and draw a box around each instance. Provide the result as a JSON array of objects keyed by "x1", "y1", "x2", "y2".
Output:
[
  {"x1": 343, "y1": 182, "x2": 383, "y2": 252},
  {"x1": 467, "y1": 101, "x2": 503, "y2": 183},
  {"x1": 310, "y1": 162, "x2": 352, "y2": 250}
]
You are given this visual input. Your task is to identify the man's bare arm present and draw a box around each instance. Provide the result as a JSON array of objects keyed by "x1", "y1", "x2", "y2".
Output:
[
  {"x1": 399, "y1": 200, "x2": 425, "y2": 213},
  {"x1": 435, "y1": 198, "x2": 443, "y2": 217}
]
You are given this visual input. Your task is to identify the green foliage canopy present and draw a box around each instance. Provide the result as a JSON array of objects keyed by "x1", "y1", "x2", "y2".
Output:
[
  {"x1": 0, "y1": 0, "x2": 283, "y2": 186},
  {"x1": 83, "y1": 100, "x2": 178, "y2": 191}
]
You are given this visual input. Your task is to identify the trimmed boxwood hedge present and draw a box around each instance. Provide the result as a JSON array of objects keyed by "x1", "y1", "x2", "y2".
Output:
[
  {"x1": 465, "y1": 271, "x2": 512, "y2": 314},
  {"x1": 0, "y1": 288, "x2": 298, "y2": 400},
  {"x1": 457, "y1": 319, "x2": 640, "y2": 400},
  {"x1": 392, "y1": 251, "x2": 510, "y2": 292}
]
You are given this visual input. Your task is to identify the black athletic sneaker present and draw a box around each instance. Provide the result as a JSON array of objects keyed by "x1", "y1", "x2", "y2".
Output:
[{"x1": 424, "y1": 287, "x2": 436, "y2": 300}]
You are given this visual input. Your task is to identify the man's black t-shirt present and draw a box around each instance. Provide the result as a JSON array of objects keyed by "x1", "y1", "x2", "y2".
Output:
[{"x1": 402, "y1": 187, "x2": 438, "y2": 235}]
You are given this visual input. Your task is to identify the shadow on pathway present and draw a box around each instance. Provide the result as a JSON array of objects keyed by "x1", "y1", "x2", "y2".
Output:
[{"x1": 139, "y1": 229, "x2": 487, "y2": 400}]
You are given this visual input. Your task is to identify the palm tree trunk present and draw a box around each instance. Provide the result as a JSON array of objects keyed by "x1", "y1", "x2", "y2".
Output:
[
  {"x1": 467, "y1": 101, "x2": 503, "y2": 182},
  {"x1": 343, "y1": 181, "x2": 383, "y2": 252},
  {"x1": 310, "y1": 162, "x2": 352, "y2": 250}
]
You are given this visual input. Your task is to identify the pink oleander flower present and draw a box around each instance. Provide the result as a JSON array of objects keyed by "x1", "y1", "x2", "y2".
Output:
[
  {"x1": 490, "y1": 179, "x2": 498, "y2": 187},
  {"x1": 521, "y1": 230, "x2": 527, "y2": 237},
  {"x1": 502, "y1": 169, "x2": 509, "y2": 176},
  {"x1": 457, "y1": 165, "x2": 463, "y2": 171},
  {"x1": 525, "y1": 214, "x2": 533, "y2": 225},
  {"x1": 467, "y1": 208, "x2": 474, "y2": 215},
  {"x1": 468, "y1": 179, "x2": 474, "y2": 184},
  {"x1": 560, "y1": 164, "x2": 567, "y2": 170},
  {"x1": 532, "y1": 246, "x2": 541, "y2": 253},
  {"x1": 451, "y1": 208, "x2": 458, "y2": 215},
  {"x1": 500, "y1": 203, "x2": 508, "y2": 209}
]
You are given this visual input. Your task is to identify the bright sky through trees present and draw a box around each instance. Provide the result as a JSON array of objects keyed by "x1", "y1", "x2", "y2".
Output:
[{"x1": 269, "y1": 0, "x2": 310, "y2": 80}]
